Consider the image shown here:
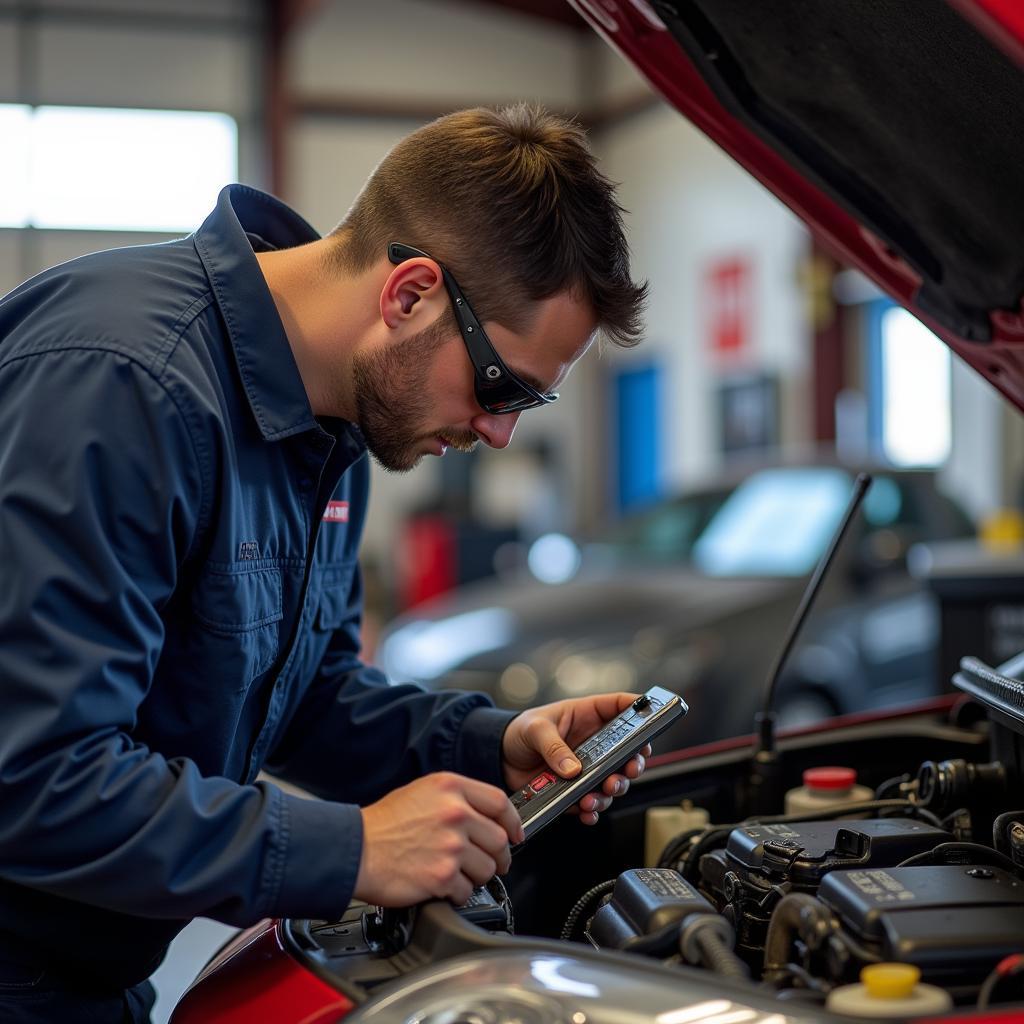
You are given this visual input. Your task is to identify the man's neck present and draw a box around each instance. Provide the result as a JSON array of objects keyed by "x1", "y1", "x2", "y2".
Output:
[{"x1": 255, "y1": 240, "x2": 379, "y2": 421}]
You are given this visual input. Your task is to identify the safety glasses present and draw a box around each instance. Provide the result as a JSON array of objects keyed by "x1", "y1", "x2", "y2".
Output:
[{"x1": 387, "y1": 242, "x2": 558, "y2": 415}]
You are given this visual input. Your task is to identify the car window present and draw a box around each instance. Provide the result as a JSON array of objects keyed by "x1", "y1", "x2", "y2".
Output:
[
  {"x1": 604, "y1": 490, "x2": 728, "y2": 561},
  {"x1": 692, "y1": 467, "x2": 853, "y2": 576}
]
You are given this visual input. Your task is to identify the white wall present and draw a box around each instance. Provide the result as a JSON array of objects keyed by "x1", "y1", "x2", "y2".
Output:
[
  {"x1": 288, "y1": 0, "x2": 584, "y2": 109},
  {"x1": 594, "y1": 99, "x2": 810, "y2": 490},
  {"x1": 32, "y1": 24, "x2": 254, "y2": 111}
]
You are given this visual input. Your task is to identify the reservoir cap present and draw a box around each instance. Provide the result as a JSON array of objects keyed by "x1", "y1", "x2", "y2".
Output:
[
  {"x1": 804, "y1": 766, "x2": 856, "y2": 791},
  {"x1": 862, "y1": 963, "x2": 920, "y2": 1000}
]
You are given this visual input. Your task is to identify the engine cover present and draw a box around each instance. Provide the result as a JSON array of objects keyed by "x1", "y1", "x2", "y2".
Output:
[
  {"x1": 819, "y1": 864, "x2": 1024, "y2": 986},
  {"x1": 701, "y1": 818, "x2": 949, "y2": 958}
]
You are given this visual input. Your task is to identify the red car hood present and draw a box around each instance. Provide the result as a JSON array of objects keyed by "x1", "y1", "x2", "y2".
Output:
[{"x1": 570, "y1": 0, "x2": 1024, "y2": 410}]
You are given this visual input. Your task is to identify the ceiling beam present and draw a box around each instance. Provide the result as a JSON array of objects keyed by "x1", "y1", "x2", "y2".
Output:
[{"x1": 265, "y1": 0, "x2": 331, "y2": 196}]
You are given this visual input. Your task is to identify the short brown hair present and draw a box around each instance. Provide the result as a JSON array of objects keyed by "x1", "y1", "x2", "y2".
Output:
[{"x1": 329, "y1": 104, "x2": 647, "y2": 347}]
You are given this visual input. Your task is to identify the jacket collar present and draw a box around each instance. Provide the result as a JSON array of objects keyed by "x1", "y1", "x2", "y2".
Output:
[{"x1": 194, "y1": 184, "x2": 321, "y2": 441}]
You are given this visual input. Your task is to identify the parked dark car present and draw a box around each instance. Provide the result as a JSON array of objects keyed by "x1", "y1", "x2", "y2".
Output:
[{"x1": 380, "y1": 464, "x2": 974, "y2": 750}]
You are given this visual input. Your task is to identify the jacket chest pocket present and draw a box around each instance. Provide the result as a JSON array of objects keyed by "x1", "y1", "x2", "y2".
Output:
[{"x1": 191, "y1": 565, "x2": 284, "y2": 684}]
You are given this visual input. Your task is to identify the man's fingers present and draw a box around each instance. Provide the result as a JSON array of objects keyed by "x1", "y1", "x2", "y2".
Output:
[
  {"x1": 453, "y1": 872, "x2": 476, "y2": 907},
  {"x1": 600, "y1": 750, "x2": 648, "y2": 796},
  {"x1": 602, "y1": 774, "x2": 629, "y2": 797},
  {"x1": 623, "y1": 753, "x2": 647, "y2": 780},
  {"x1": 466, "y1": 815, "x2": 513, "y2": 875},
  {"x1": 580, "y1": 792, "x2": 613, "y2": 814},
  {"x1": 460, "y1": 843, "x2": 499, "y2": 887},
  {"x1": 462, "y1": 778, "x2": 526, "y2": 844}
]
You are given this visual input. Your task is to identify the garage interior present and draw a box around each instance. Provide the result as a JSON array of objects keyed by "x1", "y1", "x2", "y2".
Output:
[{"x1": 3, "y1": 1, "x2": 1024, "y2": 1020}]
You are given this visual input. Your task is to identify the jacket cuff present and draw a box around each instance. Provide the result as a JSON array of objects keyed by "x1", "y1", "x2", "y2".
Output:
[
  {"x1": 455, "y1": 706, "x2": 518, "y2": 789},
  {"x1": 269, "y1": 790, "x2": 363, "y2": 919}
]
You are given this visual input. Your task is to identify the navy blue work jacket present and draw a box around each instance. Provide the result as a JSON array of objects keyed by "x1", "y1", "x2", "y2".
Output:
[{"x1": 0, "y1": 184, "x2": 514, "y2": 989}]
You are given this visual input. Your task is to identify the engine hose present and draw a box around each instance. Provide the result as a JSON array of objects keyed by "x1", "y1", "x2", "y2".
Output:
[
  {"x1": 992, "y1": 810, "x2": 1024, "y2": 859},
  {"x1": 688, "y1": 923, "x2": 749, "y2": 978},
  {"x1": 658, "y1": 827, "x2": 712, "y2": 870},
  {"x1": 560, "y1": 879, "x2": 616, "y2": 941},
  {"x1": 874, "y1": 773, "x2": 913, "y2": 800},
  {"x1": 763, "y1": 893, "x2": 835, "y2": 982},
  {"x1": 898, "y1": 841, "x2": 1020, "y2": 874}
]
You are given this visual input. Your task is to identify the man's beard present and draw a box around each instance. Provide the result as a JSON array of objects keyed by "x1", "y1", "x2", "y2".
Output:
[{"x1": 352, "y1": 319, "x2": 478, "y2": 472}]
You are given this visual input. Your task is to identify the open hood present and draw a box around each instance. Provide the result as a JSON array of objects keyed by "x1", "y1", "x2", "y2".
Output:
[{"x1": 571, "y1": 0, "x2": 1024, "y2": 410}]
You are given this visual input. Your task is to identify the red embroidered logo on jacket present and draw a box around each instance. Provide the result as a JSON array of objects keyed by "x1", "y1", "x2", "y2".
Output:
[{"x1": 323, "y1": 501, "x2": 349, "y2": 523}]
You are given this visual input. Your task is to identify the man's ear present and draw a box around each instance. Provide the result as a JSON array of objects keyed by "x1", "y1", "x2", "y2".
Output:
[{"x1": 380, "y1": 258, "x2": 445, "y2": 328}]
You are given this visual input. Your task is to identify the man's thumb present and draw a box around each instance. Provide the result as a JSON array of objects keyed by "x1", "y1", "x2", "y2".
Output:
[{"x1": 551, "y1": 742, "x2": 580, "y2": 777}]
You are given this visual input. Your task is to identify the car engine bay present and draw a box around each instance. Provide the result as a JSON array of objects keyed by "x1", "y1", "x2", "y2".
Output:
[{"x1": 274, "y1": 650, "x2": 1024, "y2": 1021}]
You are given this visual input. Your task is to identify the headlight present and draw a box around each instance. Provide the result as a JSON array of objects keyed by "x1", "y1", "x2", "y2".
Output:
[{"x1": 380, "y1": 608, "x2": 515, "y2": 682}]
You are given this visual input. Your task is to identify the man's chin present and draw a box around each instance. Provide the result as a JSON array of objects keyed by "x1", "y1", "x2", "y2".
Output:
[
  {"x1": 363, "y1": 435, "x2": 430, "y2": 473},
  {"x1": 368, "y1": 449, "x2": 422, "y2": 473}
]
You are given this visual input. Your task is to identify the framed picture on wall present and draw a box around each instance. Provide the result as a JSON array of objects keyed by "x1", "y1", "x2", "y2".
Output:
[{"x1": 718, "y1": 373, "x2": 779, "y2": 455}]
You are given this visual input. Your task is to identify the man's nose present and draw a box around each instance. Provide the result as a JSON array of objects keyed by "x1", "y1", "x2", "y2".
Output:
[{"x1": 471, "y1": 411, "x2": 521, "y2": 449}]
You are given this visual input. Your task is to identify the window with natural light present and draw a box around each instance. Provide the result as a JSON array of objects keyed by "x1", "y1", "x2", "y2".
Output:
[
  {"x1": 880, "y1": 307, "x2": 952, "y2": 467},
  {"x1": 0, "y1": 104, "x2": 237, "y2": 233},
  {"x1": 0, "y1": 105, "x2": 32, "y2": 228}
]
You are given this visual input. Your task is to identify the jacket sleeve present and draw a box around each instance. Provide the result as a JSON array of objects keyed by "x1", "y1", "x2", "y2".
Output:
[
  {"x1": 266, "y1": 548, "x2": 517, "y2": 805},
  {"x1": 0, "y1": 348, "x2": 362, "y2": 925}
]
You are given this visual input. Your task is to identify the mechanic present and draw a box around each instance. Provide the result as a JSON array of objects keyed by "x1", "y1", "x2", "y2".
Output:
[{"x1": 0, "y1": 104, "x2": 648, "y2": 1023}]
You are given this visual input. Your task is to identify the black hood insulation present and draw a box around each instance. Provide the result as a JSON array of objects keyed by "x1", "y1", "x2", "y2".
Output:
[{"x1": 653, "y1": 0, "x2": 1024, "y2": 341}]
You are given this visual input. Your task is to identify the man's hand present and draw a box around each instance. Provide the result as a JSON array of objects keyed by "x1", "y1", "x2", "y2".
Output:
[
  {"x1": 502, "y1": 692, "x2": 652, "y2": 825},
  {"x1": 354, "y1": 772, "x2": 524, "y2": 907}
]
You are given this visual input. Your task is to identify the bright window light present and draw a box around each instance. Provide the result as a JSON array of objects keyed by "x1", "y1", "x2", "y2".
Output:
[
  {"x1": 0, "y1": 105, "x2": 32, "y2": 228},
  {"x1": 881, "y1": 307, "x2": 951, "y2": 467},
  {"x1": 30, "y1": 107, "x2": 237, "y2": 232},
  {"x1": 0, "y1": 106, "x2": 237, "y2": 233}
]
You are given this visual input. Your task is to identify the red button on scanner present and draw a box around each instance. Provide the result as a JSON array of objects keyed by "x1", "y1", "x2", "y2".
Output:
[{"x1": 530, "y1": 772, "x2": 556, "y2": 792}]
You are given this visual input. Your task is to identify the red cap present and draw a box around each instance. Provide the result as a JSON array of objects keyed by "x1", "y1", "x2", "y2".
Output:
[{"x1": 804, "y1": 766, "x2": 856, "y2": 791}]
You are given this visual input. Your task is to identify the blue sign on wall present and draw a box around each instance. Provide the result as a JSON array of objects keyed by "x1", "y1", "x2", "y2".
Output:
[{"x1": 614, "y1": 362, "x2": 663, "y2": 513}]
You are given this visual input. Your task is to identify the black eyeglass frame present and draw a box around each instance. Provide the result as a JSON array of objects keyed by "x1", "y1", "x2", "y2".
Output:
[{"x1": 387, "y1": 241, "x2": 558, "y2": 415}]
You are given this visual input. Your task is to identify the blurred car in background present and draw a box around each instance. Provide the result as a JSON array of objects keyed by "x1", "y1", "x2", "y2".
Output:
[
  {"x1": 379, "y1": 463, "x2": 974, "y2": 750},
  {"x1": 519, "y1": 474, "x2": 734, "y2": 585}
]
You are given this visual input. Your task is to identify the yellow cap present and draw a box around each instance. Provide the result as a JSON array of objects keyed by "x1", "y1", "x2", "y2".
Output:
[
  {"x1": 861, "y1": 963, "x2": 921, "y2": 1000},
  {"x1": 980, "y1": 509, "x2": 1024, "y2": 548}
]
